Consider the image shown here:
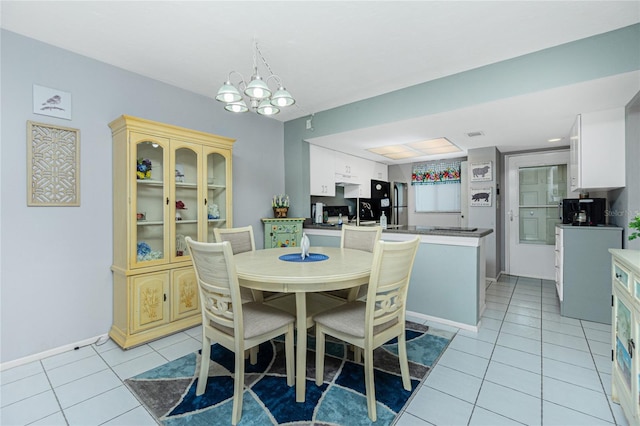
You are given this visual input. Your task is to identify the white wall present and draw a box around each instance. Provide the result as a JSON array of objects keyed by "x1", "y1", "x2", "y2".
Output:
[
  {"x1": 610, "y1": 91, "x2": 640, "y2": 249},
  {"x1": 0, "y1": 30, "x2": 285, "y2": 364}
]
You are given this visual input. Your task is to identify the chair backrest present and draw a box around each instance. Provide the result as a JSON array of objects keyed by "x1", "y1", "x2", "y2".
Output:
[
  {"x1": 214, "y1": 226, "x2": 256, "y2": 255},
  {"x1": 365, "y1": 236, "x2": 420, "y2": 333},
  {"x1": 185, "y1": 237, "x2": 244, "y2": 335},
  {"x1": 341, "y1": 224, "x2": 382, "y2": 253}
]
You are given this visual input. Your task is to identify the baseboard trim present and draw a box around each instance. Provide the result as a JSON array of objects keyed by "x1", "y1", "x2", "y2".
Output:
[
  {"x1": 407, "y1": 310, "x2": 479, "y2": 332},
  {"x1": 0, "y1": 333, "x2": 109, "y2": 372}
]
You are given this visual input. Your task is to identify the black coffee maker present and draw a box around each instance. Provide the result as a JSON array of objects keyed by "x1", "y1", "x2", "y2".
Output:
[{"x1": 561, "y1": 198, "x2": 607, "y2": 226}]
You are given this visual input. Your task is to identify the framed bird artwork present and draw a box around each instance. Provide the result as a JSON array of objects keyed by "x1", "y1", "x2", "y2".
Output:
[{"x1": 33, "y1": 84, "x2": 72, "y2": 120}]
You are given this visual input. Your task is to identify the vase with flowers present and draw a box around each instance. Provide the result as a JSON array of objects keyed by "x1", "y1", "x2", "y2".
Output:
[
  {"x1": 272, "y1": 194, "x2": 290, "y2": 218},
  {"x1": 137, "y1": 158, "x2": 152, "y2": 180}
]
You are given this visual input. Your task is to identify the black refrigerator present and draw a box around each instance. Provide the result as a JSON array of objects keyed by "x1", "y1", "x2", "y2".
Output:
[{"x1": 370, "y1": 179, "x2": 391, "y2": 220}]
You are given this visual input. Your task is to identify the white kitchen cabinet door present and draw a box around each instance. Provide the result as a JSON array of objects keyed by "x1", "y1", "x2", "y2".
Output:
[
  {"x1": 334, "y1": 151, "x2": 360, "y2": 184},
  {"x1": 309, "y1": 144, "x2": 336, "y2": 196},
  {"x1": 344, "y1": 156, "x2": 371, "y2": 198},
  {"x1": 373, "y1": 161, "x2": 388, "y2": 181},
  {"x1": 570, "y1": 107, "x2": 625, "y2": 192}
]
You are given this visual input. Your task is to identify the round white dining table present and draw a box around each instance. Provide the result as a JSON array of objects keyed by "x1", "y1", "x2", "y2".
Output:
[{"x1": 234, "y1": 246, "x2": 373, "y2": 402}]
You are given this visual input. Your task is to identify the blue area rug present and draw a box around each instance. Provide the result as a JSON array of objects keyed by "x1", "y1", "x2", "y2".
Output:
[{"x1": 125, "y1": 321, "x2": 454, "y2": 425}]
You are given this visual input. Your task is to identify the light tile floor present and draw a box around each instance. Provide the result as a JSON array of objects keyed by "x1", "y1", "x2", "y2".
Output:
[
  {"x1": 0, "y1": 275, "x2": 629, "y2": 425},
  {"x1": 399, "y1": 275, "x2": 628, "y2": 426}
]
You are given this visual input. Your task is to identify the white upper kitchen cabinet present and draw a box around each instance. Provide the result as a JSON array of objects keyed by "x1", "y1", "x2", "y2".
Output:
[
  {"x1": 309, "y1": 144, "x2": 336, "y2": 196},
  {"x1": 309, "y1": 144, "x2": 389, "y2": 198},
  {"x1": 343, "y1": 158, "x2": 388, "y2": 198},
  {"x1": 570, "y1": 107, "x2": 625, "y2": 192},
  {"x1": 372, "y1": 161, "x2": 388, "y2": 182},
  {"x1": 333, "y1": 151, "x2": 360, "y2": 184}
]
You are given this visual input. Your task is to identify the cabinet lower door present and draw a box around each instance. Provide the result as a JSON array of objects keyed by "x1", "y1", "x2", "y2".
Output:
[
  {"x1": 612, "y1": 290, "x2": 639, "y2": 424},
  {"x1": 131, "y1": 272, "x2": 169, "y2": 333},
  {"x1": 271, "y1": 231, "x2": 299, "y2": 248},
  {"x1": 172, "y1": 267, "x2": 201, "y2": 321}
]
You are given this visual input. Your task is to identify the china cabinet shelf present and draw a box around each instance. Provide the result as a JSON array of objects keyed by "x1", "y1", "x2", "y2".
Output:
[
  {"x1": 109, "y1": 115, "x2": 235, "y2": 349},
  {"x1": 137, "y1": 179, "x2": 163, "y2": 186},
  {"x1": 137, "y1": 221, "x2": 163, "y2": 226}
]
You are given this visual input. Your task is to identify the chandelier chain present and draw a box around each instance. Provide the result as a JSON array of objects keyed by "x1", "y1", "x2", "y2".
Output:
[{"x1": 255, "y1": 42, "x2": 276, "y2": 80}]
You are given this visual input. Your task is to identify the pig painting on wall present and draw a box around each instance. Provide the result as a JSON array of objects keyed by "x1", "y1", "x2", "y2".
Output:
[
  {"x1": 471, "y1": 188, "x2": 492, "y2": 206},
  {"x1": 470, "y1": 161, "x2": 492, "y2": 182}
]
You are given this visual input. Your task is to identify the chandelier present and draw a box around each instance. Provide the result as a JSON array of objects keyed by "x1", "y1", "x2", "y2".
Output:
[{"x1": 215, "y1": 40, "x2": 295, "y2": 116}]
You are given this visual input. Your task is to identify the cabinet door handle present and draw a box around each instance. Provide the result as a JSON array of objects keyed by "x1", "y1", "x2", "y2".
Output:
[
  {"x1": 166, "y1": 197, "x2": 169, "y2": 205},
  {"x1": 616, "y1": 272, "x2": 622, "y2": 279},
  {"x1": 204, "y1": 198, "x2": 207, "y2": 205},
  {"x1": 629, "y1": 339, "x2": 635, "y2": 358},
  {"x1": 163, "y1": 293, "x2": 167, "y2": 302}
]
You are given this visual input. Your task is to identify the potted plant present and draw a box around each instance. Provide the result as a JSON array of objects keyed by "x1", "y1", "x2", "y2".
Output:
[
  {"x1": 629, "y1": 213, "x2": 640, "y2": 241},
  {"x1": 272, "y1": 194, "x2": 290, "y2": 218}
]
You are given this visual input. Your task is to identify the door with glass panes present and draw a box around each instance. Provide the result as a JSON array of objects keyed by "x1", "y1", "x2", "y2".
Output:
[{"x1": 506, "y1": 151, "x2": 569, "y2": 279}]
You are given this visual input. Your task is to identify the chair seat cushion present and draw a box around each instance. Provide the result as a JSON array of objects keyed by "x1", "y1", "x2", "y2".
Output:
[
  {"x1": 211, "y1": 302, "x2": 295, "y2": 340},
  {"x1": 313, "y1": 302, "x2": 397, "y2": 338}
]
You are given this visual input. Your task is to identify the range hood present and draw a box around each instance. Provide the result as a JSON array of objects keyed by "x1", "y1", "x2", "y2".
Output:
[
  {"x1": 334, "y1": 173, "x2": 359, "y2": 186},
  {"x1": 335, "y1": 181, "x2": 360, "y2": 187}
]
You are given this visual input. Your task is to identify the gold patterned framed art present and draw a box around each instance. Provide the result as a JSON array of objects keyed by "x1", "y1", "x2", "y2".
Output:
[{"x1": 27, "y1": 121, "x2": 80, "y2": 206}]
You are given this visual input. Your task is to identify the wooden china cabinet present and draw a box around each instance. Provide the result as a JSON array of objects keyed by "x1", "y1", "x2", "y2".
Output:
[{"x1": 109, "y1": 115, "x2": 234, "y2": 348}]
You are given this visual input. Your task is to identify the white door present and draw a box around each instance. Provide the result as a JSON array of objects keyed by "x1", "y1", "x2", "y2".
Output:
[{"x1": 506, "y1": 150, "x2": 569, "y2": 279}]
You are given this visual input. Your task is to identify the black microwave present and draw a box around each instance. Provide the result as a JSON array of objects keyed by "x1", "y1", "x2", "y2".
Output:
[{"x1": 560, "y1": 198, "x2": 607, "y2": 226}]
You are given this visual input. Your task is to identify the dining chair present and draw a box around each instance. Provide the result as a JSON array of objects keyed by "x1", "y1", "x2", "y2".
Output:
[
  {"x1": 325, "y1": 224, "x2": 382, "y2": 301},
  {"x1": 185, "y1": 237, "x2": 295, "y2": 426},
  {"x1": 313, "y1": 236, "x2": 421, "y2": 421},
  {"x1": 213, "y1": 226, "x2": 259, "y2": 303}
]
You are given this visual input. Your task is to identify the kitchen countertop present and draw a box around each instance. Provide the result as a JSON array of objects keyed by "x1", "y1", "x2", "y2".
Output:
[
  {"x1": 303, "y1": 222, "x2": 493, "y2": 238},
  {"x1": 556, "y1": 223, "x2": 623, "y2": 230}
]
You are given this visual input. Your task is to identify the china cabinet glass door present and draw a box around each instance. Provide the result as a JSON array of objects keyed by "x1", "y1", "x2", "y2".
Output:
[
  {"x1": 172, "y1": 143, "x2": 200, "y2": 261},
  {"x1": 134, "y1": 135, "x2": 168, "y2": 267},
  {"x1": 616, "y1": 296, "x2": 633, "y2": 392},
  {"x1": 205, "y1": 148, "x2": 229, "y2": 242}
]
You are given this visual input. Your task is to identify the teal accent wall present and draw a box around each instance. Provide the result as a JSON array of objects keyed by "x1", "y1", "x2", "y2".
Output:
[
  {"x1": 283, "y1": 24, "x2": 640, "y2": 218},
  {"x1": 407, "y1": 244, "x2": 479, "y2": 326},
  {"x1": 307, "y1": 232, "x2": 481, "y2": 326}
]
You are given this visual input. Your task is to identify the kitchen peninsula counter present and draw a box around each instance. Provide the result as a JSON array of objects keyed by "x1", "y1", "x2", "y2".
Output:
[
  {"x1": 303, "y1": 223, "x2": 492, "y2": 238},
  {"x1": 302, "y1": 223, "x2": 493, "y2": 331}
]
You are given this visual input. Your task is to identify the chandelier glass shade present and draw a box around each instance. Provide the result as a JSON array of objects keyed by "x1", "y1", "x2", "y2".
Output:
[{"x1": 215, "y1": 41, "x2": 295, "y2": 116}]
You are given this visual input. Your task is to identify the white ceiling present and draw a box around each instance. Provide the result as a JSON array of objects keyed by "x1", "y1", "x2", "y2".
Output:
[{"x1": 2, "y1": 1, "x2": 639, "y2": 164}]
